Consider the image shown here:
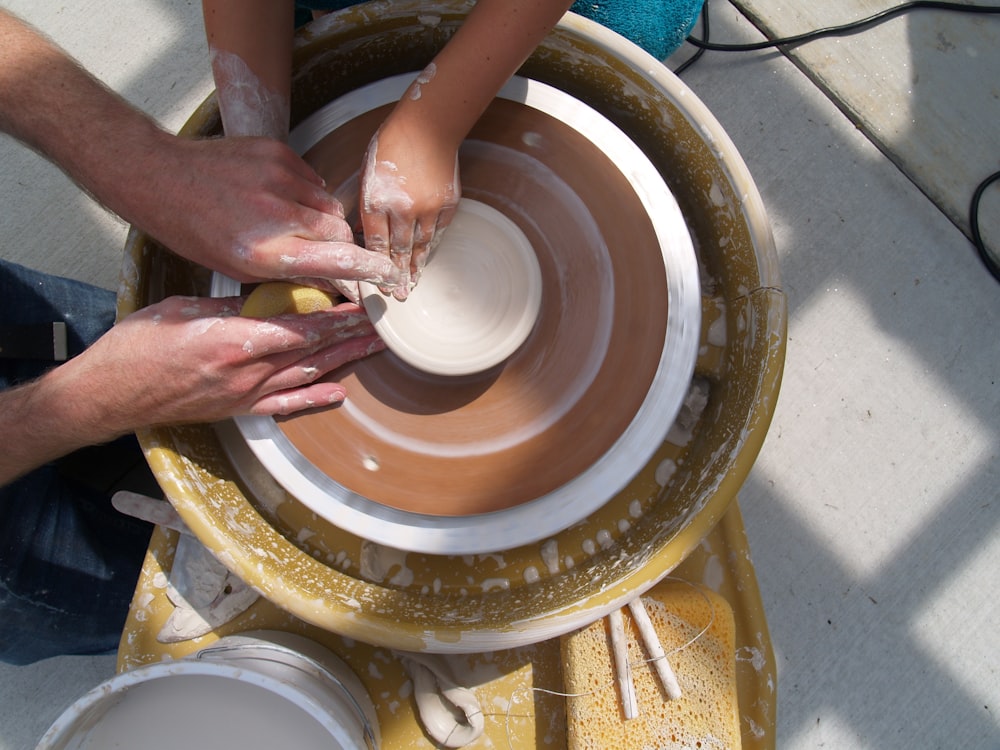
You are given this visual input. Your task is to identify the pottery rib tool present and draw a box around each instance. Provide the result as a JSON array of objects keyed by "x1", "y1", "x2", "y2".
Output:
[
  {"x1": 607, "y1": 607, "x2": 639, "y2": 719},
  {"x1": 112, "y1": 491, "x2": 191, "y2": 535},
  {"x1": 628, "y1": 596, "x2": 683, "y2": 700}
]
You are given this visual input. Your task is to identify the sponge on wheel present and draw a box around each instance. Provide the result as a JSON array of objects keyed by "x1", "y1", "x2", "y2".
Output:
[{"x1": 240, "y1": 282, "x2": 339, "y2": 317}]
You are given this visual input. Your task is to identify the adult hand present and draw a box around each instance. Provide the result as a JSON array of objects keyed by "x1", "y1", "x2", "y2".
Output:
[
  {"x1": 64, "y1": 294, "x2": 382, "y2": 435},
  {"x1": 0, "y1": 293, "x2": 383, "y2": 486},
  {"x1": 139, "y1": 136, "x2": 406, "y2": 303},
  {"x1": 0, "y1": 14, "x2": 401, "y2": 300},
  {"x1": 360, "y1": 107, "x2": 461, "y2": 300}
]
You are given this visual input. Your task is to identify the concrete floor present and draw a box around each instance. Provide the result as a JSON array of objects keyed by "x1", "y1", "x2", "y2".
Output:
[{"x1": 2, "y1": 1, "x2": 998, "y2": 748}]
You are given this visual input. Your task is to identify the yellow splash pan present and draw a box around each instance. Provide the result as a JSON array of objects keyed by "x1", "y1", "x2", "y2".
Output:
[
  {"x1": 118, "y1": 2, "x2": 786, "y2": 653},
  {"x1": 119, "y1": 501, "x2": 775, "y2": 749}
]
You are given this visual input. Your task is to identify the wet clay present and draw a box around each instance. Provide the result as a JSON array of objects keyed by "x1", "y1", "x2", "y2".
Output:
[{"x1": 278, "y1": 98, "x2": 668, "y2": 516}]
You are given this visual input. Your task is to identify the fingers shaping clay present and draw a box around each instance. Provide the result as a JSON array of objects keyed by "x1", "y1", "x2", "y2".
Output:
[{"x1": 359, "y1": 198, "x2": 542, "y2": 377}]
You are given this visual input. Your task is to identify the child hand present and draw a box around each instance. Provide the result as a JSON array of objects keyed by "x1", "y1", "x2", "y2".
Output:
[{"x1": 359, "y1": 114, "x2": 461, "y2": 300}]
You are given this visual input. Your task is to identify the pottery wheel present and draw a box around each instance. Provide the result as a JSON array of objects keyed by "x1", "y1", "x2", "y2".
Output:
[{"x1": 212, "y1": 75, "x2": 700, "y2": 554}]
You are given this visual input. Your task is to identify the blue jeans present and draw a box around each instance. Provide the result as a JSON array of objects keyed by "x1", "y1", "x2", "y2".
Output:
[{"x1": 0, "y1": 260, "x2": 153, "y2": 665}]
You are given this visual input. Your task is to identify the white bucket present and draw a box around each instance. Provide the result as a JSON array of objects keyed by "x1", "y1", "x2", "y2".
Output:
[{"x1": 36, "y1": 631, "x2": 379, "y2": 750}]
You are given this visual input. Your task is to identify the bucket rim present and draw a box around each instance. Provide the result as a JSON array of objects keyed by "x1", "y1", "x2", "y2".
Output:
[{"x1": 36, "y1": 649, "x2": 373, "y2": 749}]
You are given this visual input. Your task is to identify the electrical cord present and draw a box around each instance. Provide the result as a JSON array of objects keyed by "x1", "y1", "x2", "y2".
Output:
[
  {"x1": 684, "y1": 1, "x2": 1000, "y2": 52},
  {"x1": 970, "y1": 170, "x2": 1000, "y2": 281},
  {"x1": 674, "y1": 0, "x2": 1000, "y2": 282},
  {"x1": 672, "y1": 2, "x2": 709, "y2": 75}
]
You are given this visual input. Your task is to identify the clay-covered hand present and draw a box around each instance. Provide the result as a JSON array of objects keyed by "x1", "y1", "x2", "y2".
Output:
[
  {"x1": 1, "y1": 10, "x2": 401, "y2": 302},
  {"x1": 65, "y1": 294, "x2": 383, "y2": 435},
  {"x1": 0, "y1": 293, "x2": 385, "y2": 486},
  {"x1": 359, "y1": 109, "x2": 461, "y2": 300},
  {"x1": 145, "y1": 136, "x2": 404, "y2": 303}
]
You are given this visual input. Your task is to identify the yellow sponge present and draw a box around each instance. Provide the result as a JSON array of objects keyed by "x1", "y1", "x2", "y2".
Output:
[
  {"x1": 561, "y1": 580, "x2": 740, "y2": 749},
  {"x1": 240, "y1": 282, "x2": 339, "y2": 318}
]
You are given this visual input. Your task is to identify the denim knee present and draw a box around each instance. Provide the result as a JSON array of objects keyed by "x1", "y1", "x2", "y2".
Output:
[{"x1": 0, "y1": 467, "x2": 150, "y2": 665}]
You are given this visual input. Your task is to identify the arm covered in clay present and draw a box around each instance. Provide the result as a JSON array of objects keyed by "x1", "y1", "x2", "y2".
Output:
[
  {"x1": 0, "y1": 295, "x2": 382, "y2": 487},
  {"x1": 200, "y1": 0, "x2": 406, "y2": 298},
  {"x1": 0, "y1": 9, "x2": 399, "y2": 294},
  {"x1": 361, "y1": 0, "x2": 574, "y2": 298},
  {"x1": 202, "y1": 0, "x2": 295, "y2": 139}
]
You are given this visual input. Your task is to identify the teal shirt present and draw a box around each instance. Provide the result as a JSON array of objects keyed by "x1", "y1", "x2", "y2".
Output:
[{"x1": 295, "y1": 1, "x2": 705, "y2": 60}]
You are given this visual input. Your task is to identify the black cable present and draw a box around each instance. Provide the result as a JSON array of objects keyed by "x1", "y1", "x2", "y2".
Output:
[
  {"x1": 672, "y1": 0, "x2": 710, "y2": 75},
  {"x1": 676, "y1": 0, "x2": 1000, "y2": 280},
  {"x1": 685, "y1": 1, "x2": 1000, "y2": 53},
  {"x1": 969, "y1": 170, "x2": 1000, "y2": 282}
]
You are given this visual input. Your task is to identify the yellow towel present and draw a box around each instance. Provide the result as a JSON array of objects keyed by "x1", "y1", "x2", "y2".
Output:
[{"x1": 561, "y1": 580, "x2": 740, "y2": 749}]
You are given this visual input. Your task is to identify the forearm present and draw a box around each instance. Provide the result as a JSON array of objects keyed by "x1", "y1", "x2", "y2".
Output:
[
  {"x1": 392, "y1": 0, "x2": 573, "y2": 149},
  {"x1": 0, "y1": 365, "x2": 122, "y2": 487},
  {"x1": 203, "y1": 0, "x2": 294, "y2": 137},
  {"x1": 0, "y1": 10, "x2": 180, "y2": 237}
]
